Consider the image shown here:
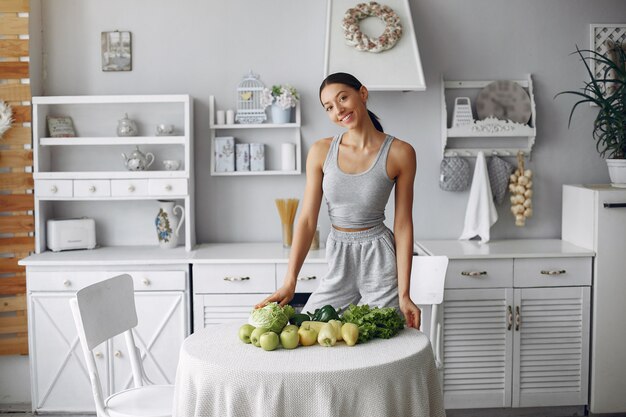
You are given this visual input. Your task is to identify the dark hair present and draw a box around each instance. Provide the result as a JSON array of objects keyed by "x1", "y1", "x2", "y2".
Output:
[{"x1": 319, "y1": 72, "x2": 383, "y2": 132}]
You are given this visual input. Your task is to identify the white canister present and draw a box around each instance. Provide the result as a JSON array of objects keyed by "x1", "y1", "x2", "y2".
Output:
[
  {"x1": 226, "y1": 109, "x2": 235, "y2": 125},
  {"x1": 215, "y1": 136, "x2": 235, "y2": 172},
  {"x1": 235, "y1": 143, "x2": 250, "y2": 171},
  {"x1": 281, "y1": 143, "x2": 296, "y2": 171},
  {"x1": 216, "y1": 110, "x2": 225, "y2": 125},
  {"x1": 250, "y1": 143, "x2": 265, "y2": 171}
]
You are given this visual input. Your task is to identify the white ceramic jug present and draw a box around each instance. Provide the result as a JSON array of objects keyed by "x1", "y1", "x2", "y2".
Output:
[{"x1": 155, "y1": 200, "x2": 185, "y2": 249}]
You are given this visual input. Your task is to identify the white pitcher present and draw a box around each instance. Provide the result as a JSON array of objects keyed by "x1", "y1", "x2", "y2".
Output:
[{"x1": 155, "y1": 200, "x2": 185, "y2": 249}]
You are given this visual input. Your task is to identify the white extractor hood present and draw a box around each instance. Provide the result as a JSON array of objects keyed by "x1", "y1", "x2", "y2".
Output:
[{"x1": 324, "y1": 0, "x2": 426, "y2": 91}]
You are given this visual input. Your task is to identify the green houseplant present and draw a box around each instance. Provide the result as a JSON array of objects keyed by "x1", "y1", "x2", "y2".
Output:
[{"x1": 556, "y1": 43, "x2": 626, "y2": 184}]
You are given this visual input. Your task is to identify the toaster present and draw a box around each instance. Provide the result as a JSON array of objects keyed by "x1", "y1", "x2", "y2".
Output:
[{"x1": 47, "y1": 218, "x2": 97, "y2": 252}]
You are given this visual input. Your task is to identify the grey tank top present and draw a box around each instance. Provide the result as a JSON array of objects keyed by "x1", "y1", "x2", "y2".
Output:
[{"x1": 322, "y1": 133, "x2": 395, "y2": 229}]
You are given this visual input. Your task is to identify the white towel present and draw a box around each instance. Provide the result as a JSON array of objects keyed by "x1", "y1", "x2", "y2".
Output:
[{"x1": 459, "y1": 151, "x2": 498, "y2": 242}]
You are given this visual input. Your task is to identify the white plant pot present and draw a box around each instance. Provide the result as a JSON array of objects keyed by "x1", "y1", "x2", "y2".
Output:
[
  {"x1": 606, "y1": 159, "x2": 626, "y2": 187},
  {"x1": 271, "y1": 104, "x2": 292, "y2": 124}
]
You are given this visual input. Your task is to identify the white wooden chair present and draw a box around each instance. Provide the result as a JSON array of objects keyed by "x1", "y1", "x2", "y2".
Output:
[
  {"x1": 69, "y1": 274, "x2": 174, "y2": 417},
  {"x1": 410, "y1": 256, "x2": 448, "y2": 371}
]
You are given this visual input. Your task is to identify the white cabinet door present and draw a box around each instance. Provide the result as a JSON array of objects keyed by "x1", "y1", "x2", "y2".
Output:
[
  {"x1": 512, "y1": 286, "x2": 590, "y2": 407},
  {"x1": 194, "y1": 293, "x2": 271, "y2": 331},
  {"x1": 110, "y1": 291, "x2": 187, "y2": 391},
  {"x1": 443, "y1": 288, "x2": 514, "y2": 409},
  {"x1": 29, "y1": 293, "x2": 107, "y2": 413}
]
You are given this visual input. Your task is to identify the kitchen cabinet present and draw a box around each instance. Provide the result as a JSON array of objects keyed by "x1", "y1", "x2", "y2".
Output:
[
  {"x1": 208, "y1": 95, "x2": 302, "y2": 176},
  {"x1": 21, "y1": 250, "x2": 190, "y2": 414},
  {"x1": 416, "y1": 239, "x2": 592, "y2": 411},
  {"x1": 32, "y1": 95, "x2": 195, "y2": 252},
  {"x1": 440, "y1": 75, "x2": 536, "y2": 157},
  {"x1": 192, "y1": 243, "x2": 326, "y2": 331},
  {"x1": 562, "y1": 184, "x2": 626, "y2": 414}
]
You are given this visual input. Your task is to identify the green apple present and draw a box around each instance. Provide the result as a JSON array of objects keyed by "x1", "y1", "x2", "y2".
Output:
[
  {"x1": 250, "y1": 326, "x2": 269, "y2": 347},
  {"x1": 298, "y1": 323, "x2": 318, "y2": 346},
  {"x1": 280, "y1": 324, "x2": 299, "y2": 349},
  {"x1": 259, "y1": 331, "x2": 280, "y2": 351},
  {"x1": 238, "y1": 324, "x2": 255, "y2": 344}
]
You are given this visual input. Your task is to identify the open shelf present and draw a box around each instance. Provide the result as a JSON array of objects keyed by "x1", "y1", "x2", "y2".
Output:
[{"x1": 40, "y1": 136, "x2": 186, "y2": 146}]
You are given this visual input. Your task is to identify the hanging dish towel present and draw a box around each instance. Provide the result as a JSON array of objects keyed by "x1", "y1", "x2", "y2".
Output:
[{"x1": 459, "y1": 151, "x2": 498, "y2": 243}]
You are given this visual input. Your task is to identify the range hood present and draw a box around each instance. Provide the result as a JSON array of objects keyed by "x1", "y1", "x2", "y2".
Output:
[{"x1": 324, "y1": 0, "x2": 426, "y2": 91}]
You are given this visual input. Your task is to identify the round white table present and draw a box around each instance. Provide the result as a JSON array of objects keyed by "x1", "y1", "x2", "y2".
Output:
[{"x1": 173, "y1": 322, "x2": 446, "y2": 417}]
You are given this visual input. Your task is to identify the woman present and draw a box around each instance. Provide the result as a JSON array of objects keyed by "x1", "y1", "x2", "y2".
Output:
[{"x1": 256, "y1": 72, "x2": 421, "y2": 329}]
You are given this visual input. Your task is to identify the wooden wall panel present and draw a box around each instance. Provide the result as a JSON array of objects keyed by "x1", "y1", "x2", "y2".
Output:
[{"x1": 1, "y1": 0, "x2": 32, "y2": 355}]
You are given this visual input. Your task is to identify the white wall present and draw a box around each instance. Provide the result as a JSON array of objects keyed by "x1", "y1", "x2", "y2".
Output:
[{"x1": 35, "y1": 0, "x2": 626, "y2": 243}]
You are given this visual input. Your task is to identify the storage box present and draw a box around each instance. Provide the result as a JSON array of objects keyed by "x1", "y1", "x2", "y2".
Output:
[
  {"x1": 215, "y1": 136, "x2": 235, "y2": 172},
  {"x1": 250, "y1": 143, "x2": 265, "y2": 171}
]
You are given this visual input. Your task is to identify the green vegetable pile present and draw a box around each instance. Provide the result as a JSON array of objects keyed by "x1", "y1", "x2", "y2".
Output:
[
  {"x1": 248, "y1": 302, "x2": 295, "y2": 333},
  {"x1": 340, "y1": 304, "x2": 405, "y2": 343}
]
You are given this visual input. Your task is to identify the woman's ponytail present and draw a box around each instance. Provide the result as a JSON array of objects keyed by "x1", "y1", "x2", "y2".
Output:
[{"x1": 368, "y1": 110, "x2": 383, "y2": 132}]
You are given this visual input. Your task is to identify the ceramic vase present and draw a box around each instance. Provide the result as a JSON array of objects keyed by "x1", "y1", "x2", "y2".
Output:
[
  {"x1": 271, "y1": 104, "x2": 291, "y2": 124},
  {"x1": 155, "y1": 200, "x2": 185, "y2": 249}
]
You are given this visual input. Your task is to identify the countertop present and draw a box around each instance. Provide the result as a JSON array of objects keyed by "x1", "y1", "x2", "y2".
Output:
[{"x1": 415, "y1": 238, "x2": 594, "y2": 259}]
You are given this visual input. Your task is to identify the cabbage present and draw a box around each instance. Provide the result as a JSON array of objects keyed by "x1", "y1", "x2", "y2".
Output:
[{"x1": 248, "y1": 302, "x2": 294, "y2": 333}]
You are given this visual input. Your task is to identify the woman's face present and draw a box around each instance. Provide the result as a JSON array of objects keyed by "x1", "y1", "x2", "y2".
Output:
[{"x1": 320, "y1": 83, "x2": 368, "y2": 129}]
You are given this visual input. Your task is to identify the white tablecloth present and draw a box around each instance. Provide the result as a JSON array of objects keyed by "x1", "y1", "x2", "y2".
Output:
[{"x1": 173, "y1": 322, "x2": 446, "y2": 417}]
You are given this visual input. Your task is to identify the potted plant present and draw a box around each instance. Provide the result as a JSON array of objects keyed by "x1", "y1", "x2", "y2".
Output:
[
  {"x1": 556, "y1": 43, "x2": 626, "y2": 185},
  {"x1": 260, "y1": 84, "x2": 299, "y2": 124}
]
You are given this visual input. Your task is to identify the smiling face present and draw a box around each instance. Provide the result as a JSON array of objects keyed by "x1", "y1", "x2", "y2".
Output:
[{"x1": 320, "y1": 83, "x2": 368, "y2": 129}]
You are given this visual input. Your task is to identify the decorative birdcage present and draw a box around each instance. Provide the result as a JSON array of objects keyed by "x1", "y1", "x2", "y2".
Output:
[{"x1": 235, "y1": 70, "x2": 267, "y2": 124}]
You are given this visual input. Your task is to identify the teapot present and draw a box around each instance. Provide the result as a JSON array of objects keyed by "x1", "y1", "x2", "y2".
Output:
[
  {"x1": 121, "y1": 146, "x2": 155, "y2": 171},
  {"x1": 117, "y1": 113, "x2": 139, "y2": 137}
]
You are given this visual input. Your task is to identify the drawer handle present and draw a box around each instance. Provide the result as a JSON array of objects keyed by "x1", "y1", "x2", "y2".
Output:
[
  {"x1": 165, "y1": 184, "x2": 173, "y2": 191},
  {"x1": 50, "y1": 185, "x2": 58, "y2": 193},
  {"x1": 540, "y1": 269, "x2": 566, "y2": 276},
  {"x1": 223, "y1": 276, "x2": 250, "y2": 282},
  {"x1": 461, "y1": 271, "x2": 487, "y2": 277},
  {"x1": 507, "y1": 305, "x2": 513, "y2": 331},
  {"x1": 94, "y1": 351, "x2": 103, "y2": 358},
  {"x1": 114, "y1": 350, "x2": 122, "y2": 358},
  {"x1": 515, "y1": 306, "x2": 521, "y2": 331},
  {"x1": 297, "y1": 275, "x2": 317, "y2": 281},
  {"x1": 142, "y1": 278, "x2": 151, "y2": 286},
  {"x1": 63, "y1": 279, "x2": 71, "y2": 287},
  {"x1": 88, "y1": 185, "x2": 96, "y2": 193},
  {"x1": 128, "y1": 185, "x2": 136, "y2": 192}
]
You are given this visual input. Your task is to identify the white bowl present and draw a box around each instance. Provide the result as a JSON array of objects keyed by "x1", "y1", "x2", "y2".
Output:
[
  {"x1": 162, "y1": 160, "x2": 181, "y2": 171},
  {"x1": 156, "y1": 124, "x2": 175, "y2": 136}
]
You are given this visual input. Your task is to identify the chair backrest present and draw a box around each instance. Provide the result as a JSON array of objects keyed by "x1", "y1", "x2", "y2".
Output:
[
  {"x1": 410, "y1": 256, "x2": 448, "y2": 305},
  {"x1": 74, "y1": 274, "x2": 138, "y2": 350},
  {"x1": 70, "y1": 274, "x2": 143, "y2": 416}
]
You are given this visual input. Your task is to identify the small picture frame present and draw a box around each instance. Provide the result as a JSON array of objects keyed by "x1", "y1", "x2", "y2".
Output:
[
  {"x1": 47, "y1": 116, "x2": 76, "y2": 138},
  {"x1": 101, "y1": 30, "x2": 132, "y2": 72}
]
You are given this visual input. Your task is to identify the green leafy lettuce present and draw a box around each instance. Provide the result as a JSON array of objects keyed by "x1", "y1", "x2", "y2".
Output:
[
  {"x1": 248, "y1": 302, "x2": 295, "y2": 333},
  {"x1": 340, "y1": 304, "x2": 405, "y2": 343}
]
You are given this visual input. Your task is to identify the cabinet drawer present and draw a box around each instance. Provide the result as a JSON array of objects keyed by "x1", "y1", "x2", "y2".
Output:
[
  {"x1": 111, "y1": 179, "x2": 149, "y2": 197},
  {"x1": 193, "y1": 264, "x2": 276, "y2": 293},
  {"x1": 276, "y1": 262, "x2": 326, "y2": 293},
  {"x1": 149, "y1": 179, "x2": 188, "y2": 196},
  {"x1": 35, "y1": 180, "x2": 73, "y2": 197},
  {"x1": 195, "y1": 294, "x2": 271, "y2": 330},
  {"x1": 74, "y1": 180, "x2": 111, "y2": 197},
  {"x1": 445, "y1": 259, "x2": 513, "y2": 289},
  {"x1": 28, "y1": 270, "x2": 186, "y2": 292},
  {"x1": 513, "y1": 257, "x2": 592, "y2": 287}
]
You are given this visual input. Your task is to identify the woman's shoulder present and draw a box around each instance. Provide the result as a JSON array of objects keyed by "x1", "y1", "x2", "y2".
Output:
[
  {"x1": 388, "y1": 136, "x2": 416, "y2": 159},
  {"x1": 308, "y1": 136, "x2": 334, "y2": 159}
]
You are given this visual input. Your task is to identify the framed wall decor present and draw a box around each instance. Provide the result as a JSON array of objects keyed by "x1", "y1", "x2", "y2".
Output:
[
  {"x1": 324, "y1": 0, "x2": 425, "y2": 91},
  {"x1": 590, "y1": 24, "x2": 626, "y2": 80},
  {"x1": 101, "y1": 30, "x2": 132, "y2": 72}
]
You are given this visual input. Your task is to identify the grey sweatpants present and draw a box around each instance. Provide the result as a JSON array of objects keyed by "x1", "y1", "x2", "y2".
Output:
[{"x1": 302, "y1": 223, "x2": 399, "y2": 314}]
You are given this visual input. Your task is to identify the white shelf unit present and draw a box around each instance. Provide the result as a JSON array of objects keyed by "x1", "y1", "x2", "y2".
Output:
[
  {"x1": 208, "y1": 95, "x2": 302, "y2": 176},
  {"x1": 441, "y1": 75, "x2": 537, "y2": 158},
  {"x1": 32, "y1": 94, "x2": 195, "y2": 252}
]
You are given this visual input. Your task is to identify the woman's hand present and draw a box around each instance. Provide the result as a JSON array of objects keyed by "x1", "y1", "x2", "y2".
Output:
[
  {"x1": 254, "y1": 284, "x2": 295, "y2": 309},
  {"x1": 399, "y1": 296, "x2": 421, "y2": 329}
]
